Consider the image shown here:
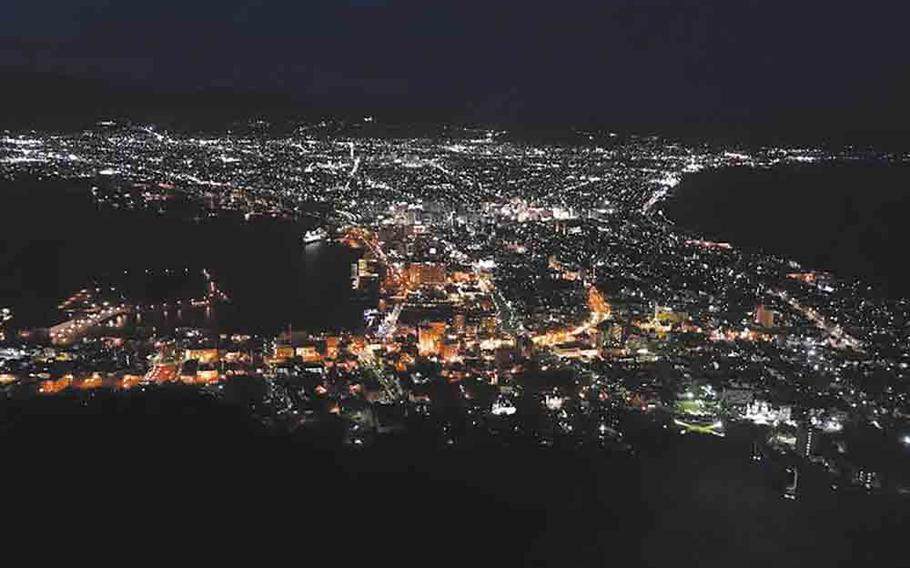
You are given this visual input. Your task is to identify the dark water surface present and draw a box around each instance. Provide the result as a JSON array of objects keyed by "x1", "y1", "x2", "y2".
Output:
[
  {"x1": 0, "y1": 178, "x2": 362, "y2": 332},
  {"x1": 664, "y1": 162, "x2": 910, "y2": 297}
]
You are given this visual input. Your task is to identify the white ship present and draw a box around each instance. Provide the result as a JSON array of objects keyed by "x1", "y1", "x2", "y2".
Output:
[{"x1": 303, "y1": 227, "x2": 328, "y2": 245}]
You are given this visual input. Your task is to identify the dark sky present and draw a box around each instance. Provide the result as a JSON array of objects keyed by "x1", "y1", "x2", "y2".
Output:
[{"x1": 3, "y1": 0, "x2": 909, "y2": 138}]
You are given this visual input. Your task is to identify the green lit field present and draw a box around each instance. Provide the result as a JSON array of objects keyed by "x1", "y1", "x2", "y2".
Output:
[
  {"x1": 674, "y1": 418, "x2": 725, "y2": 437},
  {"x1": 675, "y1": 399, "x2": 704, "y2": 415}
]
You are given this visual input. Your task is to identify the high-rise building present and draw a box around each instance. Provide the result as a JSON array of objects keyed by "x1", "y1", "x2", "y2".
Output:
[
  {"x1": 325, "y1": 336, "x2": 340, "y2": 360},
  {"x1": 754, "y1": 305, "x2": 776, "y2": 328},
  {"x1": 407, "y1": 262, "x2": 446, "y2": 287},
  {"x1": 418, "y1": 322, "x2": 447, "y2": 357},
  {"x1": 598, "y1": 322, "x2": 624, "y2": 348},
  {"x1": 452, "y1": 313, "x2": 466, "y2": 333},
  {"x1": 480, "y1": 315, "x2": 498, "y2": 336},
  {"x1": 796, "y1": 427, "x2": 818, "y2": 458}
]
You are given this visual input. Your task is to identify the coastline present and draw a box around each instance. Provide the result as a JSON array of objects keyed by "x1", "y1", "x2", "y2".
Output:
[{"x1": 661, "y1": 162, "x2": 910, "y2": 299}]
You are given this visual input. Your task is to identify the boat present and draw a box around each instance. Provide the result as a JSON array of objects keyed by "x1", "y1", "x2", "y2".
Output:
[
  {"x1": 303, "y1": 227, "x2": 328, "y2": 245},
  {"x1": 783, "y1": 466, "x2": 799, "y2": 500},
  {"x1": 751, "y1": 440, "x2": 764, "y2": 462}
]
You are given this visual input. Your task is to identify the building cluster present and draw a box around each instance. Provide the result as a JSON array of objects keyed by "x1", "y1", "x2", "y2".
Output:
[{"x1": 1, "y1": 121, "x2": 909, "y2": 494}]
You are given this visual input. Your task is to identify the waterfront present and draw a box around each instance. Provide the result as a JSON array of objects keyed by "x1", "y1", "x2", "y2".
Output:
[
  {"x1": 663, "y1": 162, "x2": 910, "y2": 298},
  {"x1": 0, "y1": 179, "x2": 363, "y2": 333}
]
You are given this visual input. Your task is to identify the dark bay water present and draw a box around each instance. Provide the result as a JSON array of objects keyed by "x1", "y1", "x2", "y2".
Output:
[
  {"x1": 0, "y1": 179, "x2": 362, "y2": 333},
  {"x1": 664, "y1": 162, "x2": 910, "y2": 297}
]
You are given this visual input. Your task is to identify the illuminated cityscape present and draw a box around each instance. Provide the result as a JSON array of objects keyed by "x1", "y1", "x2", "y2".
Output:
[
  {"x1": 3, "y1": 2, "x2": 910, "y2": 564},
  {"x1": 1, "y1": 122, "x2": 908, "y2": 501}
]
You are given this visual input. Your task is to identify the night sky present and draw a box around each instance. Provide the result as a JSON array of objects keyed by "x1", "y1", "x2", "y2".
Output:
[{"x1": 3, "y1": 0, "x2": 910, "y2": 138}]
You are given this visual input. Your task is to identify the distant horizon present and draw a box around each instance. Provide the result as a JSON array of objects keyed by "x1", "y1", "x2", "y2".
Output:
[{"x1": 3, "y1": 85, "x2": 910, "y2": 151}]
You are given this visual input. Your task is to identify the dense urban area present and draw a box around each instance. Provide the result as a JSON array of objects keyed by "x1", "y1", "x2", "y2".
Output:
[{"x1": 2, "y1": 119, "x2": 910, "y2": 498}]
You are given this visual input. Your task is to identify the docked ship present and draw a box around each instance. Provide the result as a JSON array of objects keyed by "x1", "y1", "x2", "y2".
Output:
[
  {"x1": 303, "y1": 227, "x2": 328, "y2": 245},
  {"x1": 783, "y1": 466, "x2": 799, "y2": 500}
]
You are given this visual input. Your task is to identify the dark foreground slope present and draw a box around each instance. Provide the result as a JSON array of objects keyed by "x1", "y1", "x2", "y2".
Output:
[{"x1": 3, "y1": 390, "x2": 907, "y2": 567}]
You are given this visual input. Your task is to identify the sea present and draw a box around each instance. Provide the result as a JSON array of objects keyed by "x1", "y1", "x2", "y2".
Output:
[
  {"x1": 662, "y1": 161, "x2": 910, "y2": 298},
  {"x1": 0, "y1": 177, "x2": 364, "y2": 333}
]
